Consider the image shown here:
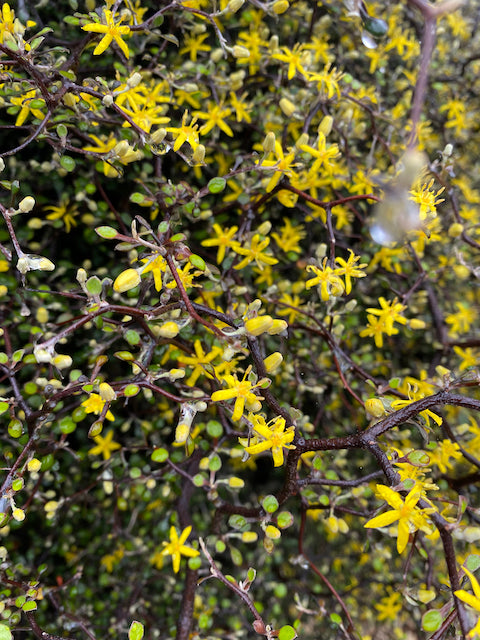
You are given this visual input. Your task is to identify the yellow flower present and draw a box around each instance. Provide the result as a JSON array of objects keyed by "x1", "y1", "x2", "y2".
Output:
[
  {"x1": 160, "y1": 525, "x2": 200, "y2": 573},
  {"x1": 44, "y1": 199, "x2": 78, "y2": 233},
  {"x1": 364, "y1": 484, "x2": 434, "y2": 554},
  {"x1": 81, "y1": 393, "x2": 115, "y2": 421},
  {"x1": 232, "y1": 234, "x2": 278, "y2": 271},
  {"x1": 454, "y1": 566, "x2": 480, "y2": 638},
  {"x1": 10, "y1": 90, "x2": 45, "y2": 127},
  {"x1": 244, "y1": 414, "x2": 295, "y2": 467},
  {"x1": 82, "y1": 9, "x2": 131, "y2": 58},
  {"x1": 201, "y1": 223, "x2": 238, "y2": 264},
  {"x1": 211, "y1": 366, "x2": 263, "y2": 422},
  {"x1": 88, "y1": 430, "x2": 121, "y2": 460}
]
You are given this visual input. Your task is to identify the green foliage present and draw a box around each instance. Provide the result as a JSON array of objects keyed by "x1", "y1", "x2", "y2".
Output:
[{"x1": 0, "y1": 0, "x2": 480, "y2": 639}]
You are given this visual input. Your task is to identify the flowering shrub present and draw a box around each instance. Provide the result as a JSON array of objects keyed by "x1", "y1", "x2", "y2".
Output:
[{"x1": 1, "y1": 0, "x2": 480, "y2": 639}]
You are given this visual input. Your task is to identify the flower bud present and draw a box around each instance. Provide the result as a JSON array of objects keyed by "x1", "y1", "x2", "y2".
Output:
[
  {"x1": 99, "y1": 382, "x2": 116, "y2": 401},
  {"x1": 113, "y1": 268, "x2": 141, "y2": 293},
  {"x1": 245, "y1": 315, "x2": 274, "y2": 336},
  {"x1": 318, "y1": 115, "x2": 333, "y2": 137},
  {"x1": 36, "y1": 307, "x2": 49, "y2": 324},
  {"x1": 267, "y1": 319, "x2": 288, "y2": 335},
  {"x1": 12, "y1": 508, "x2": 25, "y2": 522},
  {"x1": 157, "y1": 321, "x2": 180, "y2": 338},
  {"x1": 409, "y1": 318, "x2": 426, "y2": 330},
  {"x1": 127, "y1": 72, "x2": 142, "y2": 88},
  {"x1": 27, "y1": 458, "x2": 42, "y2": 472},
  {"x1": 53, "y1": 354, "x2": 73, "y2": 370},
  {"x1": 18, "y1": 196, "x2": 35, "y2": 213},
  {"x1": 151, "y1": 128, "x2": 167, "y2": 144},
  {"x1": 262, "y1": 131, "x2": 276, "y2": 154},
  {"x1": 232, "y1": 45, "x2": 250, "y2": 58},
  {"x1": 272, "y1": 0, "x2": 289, "y2": 14},
  {"x1": 192, "y1": 144, "x2": 206, "y2": 165},
  {"x1": 279, "y1": 97, "x2": 297, "y2": 117},
  {"x1": 448, "y1": 223, "x2": 463, "y2": 238},
  {"x1": 102, "y1": 94, "x2": 114, "y2": 107},
  {"x1": 227, "y1": 0, "x2": 245, "y2": 11},
  {"x1": 365, "y1": 397, "x2": 386, "y2": 418},
  {"x1": 263, "y1": 352, "x2": 283, "y2": 373}
]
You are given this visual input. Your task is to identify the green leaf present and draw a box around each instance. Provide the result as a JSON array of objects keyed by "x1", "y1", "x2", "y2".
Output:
[
  {"x1": 22, "y1": 601, "x2": 37, "y2": 612},
  {"x1": 247, "y1": 567, "x2": 256, "y2": 582},
  {"x1": 0, "y1": 623, "x2": 12, "y2": 640},
  {"x1": 206, "y1": 420, "x2": 223, "y2": 438},
  {"x1": 96, "y1": 226, "x2": 118, "y2": 239},
  {"x1": 362, "y1": 16, "x2": 388, "y2": 38},
  {"x1": 421, "y1": 609, "x2": 443, "y2": 632},
  {"x1": 262, "y1": 495, "x2": 279, "y2": 513},
  {"x1": 208, "y1": 177, "x2": 226, "y2": 193},
  {"x1": 465, "y1": 554, "x2": 480, "y2": 572},
  {"x1": 60, "y1": 155, "x2": 75, "y2": 172},
  {"x1": 278, "y1": 625, "x2": 297, "y2": 640},
  {"x1": 405, "y1": 450, "x2": 430, "y2": 466},
  {"x1": 228, "y1": 514, "x2": 247, "y2": 530},
  {"x1": 277, "y1": 511, "x2": 294, "y2": 529},
  {"x1": 329, "y1": 613, "x2": 342, "y2": 625},
  {"x1": 125, "y1": 330, "x2": 141, "y2": 346},
  {"x1": 56, "y1": 124, "x2": 68, "y2": 138},
  {"x1": 86, "y1": 276, "x2": 102, "y2": 296},
  {"x1": 128, "y1": 621, "x2": 144, "y2": 640},
  {"x1": 114, "y1": 351, "x2": 135, "y2": 361},
  {"x1": 123, "y1": 384, "x2": 140, "y2": 397},
  {"x1": 189, "y1": 254, "x2": 206, "y2": 271},
  {"x1": 151, "y1": 448, "x2": 168, "y2": 463},
  {"x1": 208, "y1": 454, "x2": 222, "y2": 472}
]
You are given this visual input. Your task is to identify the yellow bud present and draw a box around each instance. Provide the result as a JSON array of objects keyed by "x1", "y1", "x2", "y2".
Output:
[
  {"x1": 18, "y1": 196, "x2": 35, "y2": 213},
  {"x1": 448, "y1": 223, "x2": 463, "y2": 238},
  {"x1": 365, "y1": 398, "x2": 386, "y2": 418},
  {"x1": 262, "y1": 131, "x2": 276, "y2": 154},
  {"x1": 52, "y1": 354, "x2": 73, "y2": 370},
  {"x1": 151, "y1": 128, "x2": 167, "y2": 144},
  {"x1": 228, "y1": 476, "x2": 245, "y2": 488},
  {"x1": 268, "y1": 319, "x2": 288, "y2": 335},
  {"x1": 279, "y1": 97, "x2": 297, "y2": 117},
  {"x1": 337, "y1": 517, "x2": 349, "y2": 533},
  {"x1": 435, "y1": 365, "x2": 451, "y2": 377},
  {"x1": 168, "y1": 369, "x2": 185, "y2": 381},
  {"x1": 227, "y1": 0, "x2": 245, "y2": 12},
  {"x1": 192, "y1": 144, "x2": 206, "y2": 165},
  {"x1": 12, "y1": 508, "x2": 25, "y2": 522},
  {"x1": 241, "y1": 531, "x2": 258, "y2": 543},
  {"x1": 264, "y1": 524, "x2": 281, "y2": 539},
  {"x1": 318, "y1": 115, "x2": 333, "y2": 137},
  {"x1": 409, "y1": 318, "x2": 426, "y2": 330},
  {"x1": 263, "y1": 352, "x2": 283, "y2": 373},
  {"x1": 232, "y1": 45, "x2": 250, "y2": 58},
  {"x1": 127, "y1": 72, "x2": 142, "y2": 88},
  {"x1": 417, "y1": 588, "x2": 436, "y2": 604},
  {"x1": 113, "y1": 268, "x2": 140, "y2": 293},
  {"x1": 295, "y1": 133, "x2": 309, "y2": 148},
  {"x1": 28, "y1": 458, "x2": 42, "y2": 472},
  {"x1": 36, "y1": 307, "x2": 49, "y2": 324},
  {"x1": 272, "y1": 0, "x2": 289, "y2": 14},
  {"x1": 245, "y1": 315, "x2": 274, "y2": 336},
  {"x1": 27, "y1": 217, "x2": 43, "y2": 230},
  {"x1": 326, "y1": 516, "x2": 338, "y2": 533},
  {"x1": 0, "y1": 286, "x2": 6, "y2": 297},
  {"x1": 99, "y1": 382, "x2": 116, "y2": 402},
  {"x1": 175, "y1": 422, "x2": 190, "y2": 444},
  {"x1": 257, "y1": 221, "x2": 271, "y2": 235},
  {"x1": 63, "y1": 92, "x2": 77, "y2": 107},
  {"x1": 157, "y1": 321, "x2": 180, "y2": 338},
  {"x1": 44, "y1": 501, "x2": 59, "y2": 513},
  {"x1": 453, "y1": 264, "x2": 470, "y2": 280}
]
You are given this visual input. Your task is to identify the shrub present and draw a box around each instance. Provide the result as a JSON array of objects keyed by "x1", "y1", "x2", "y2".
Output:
[{"x1": 1, "y1": 0, "x2": 480, "y2": 638}]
